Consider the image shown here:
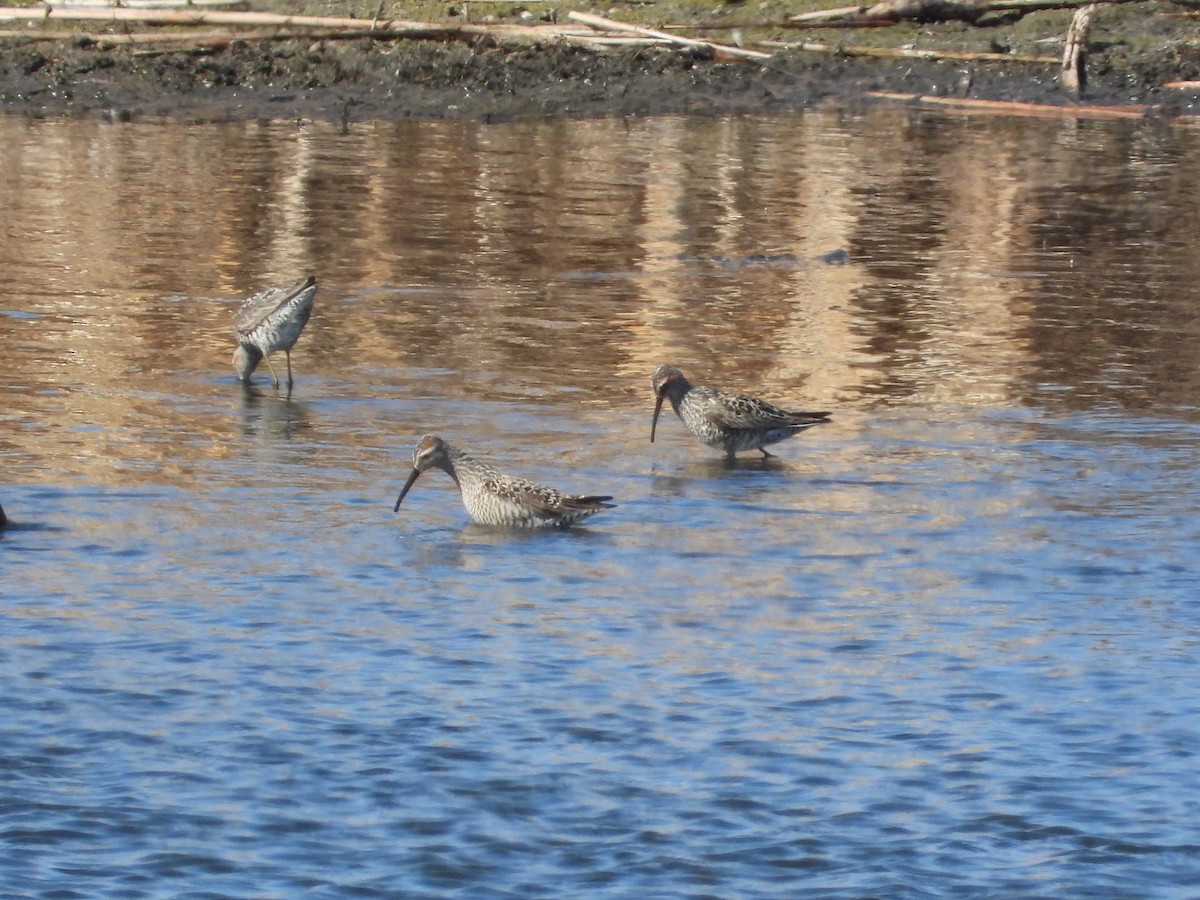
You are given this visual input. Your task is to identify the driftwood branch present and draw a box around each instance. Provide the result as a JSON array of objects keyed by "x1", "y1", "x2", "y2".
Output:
[
  {"x1": 868, "y1": 90, "x2": 1150, "y2": 118},
  {"x1": 0, "y1": 8, "x2": 694, "y2": 52},
  {"x1": 0, "y1": 6, "x2": 598, "y2": 45},
  {"x1": 790, "y1": 0, "x2": 1146, "y2": 26},
  {"x1": 0, "y1": 25, "x2": 487, "y2": 45},
  {"x1": 0, "y1": 4, "x2": 763, "y2": 56},
  {"x1": 0, "y1": 6, "x2": 439, "y2": 27},
  {"x1": 567, "y1": 10, "x2": 772, "y2": 61},
  {"x1": 1059, "y1": 3, "x2": 1094, "y2": 96},
  {"x1": 762, "y1": 37, "x2": 1058, "y2": 63},
  {"x1": 43, "y1": 0, "x2": 246, "y2": 8}
]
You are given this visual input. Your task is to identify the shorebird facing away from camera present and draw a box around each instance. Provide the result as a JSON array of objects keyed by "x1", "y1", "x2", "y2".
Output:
[
  {"x1": 651, "y1": 364, "x2": 831, "y2": 459},
  {"x1": 232, "y1": 275, "x2": 318, "y2": 388},
  {"x1": 393, "y1": 435, "x2": 615, "y2": 528}
]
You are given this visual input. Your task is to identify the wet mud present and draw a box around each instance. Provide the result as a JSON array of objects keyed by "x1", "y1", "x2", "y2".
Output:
[{"x1": 1, "y1": 20, "x2": 1198, "y2": 123}]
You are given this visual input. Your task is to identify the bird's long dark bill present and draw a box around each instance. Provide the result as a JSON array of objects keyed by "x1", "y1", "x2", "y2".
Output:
[
  {"x1": 393, "y1": 468, "x2": 422, "y2": 512},
  {"x1": 650, "y1": 391, "x2": 666, "y2": 443}
]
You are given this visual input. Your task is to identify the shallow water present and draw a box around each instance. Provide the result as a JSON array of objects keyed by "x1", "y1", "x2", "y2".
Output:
[{"x1": 2, "y1": 109, "x2": 1200, "y2": 897}]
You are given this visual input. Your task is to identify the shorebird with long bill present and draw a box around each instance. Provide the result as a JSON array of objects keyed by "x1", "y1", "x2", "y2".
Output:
[
  {"x1": 394, "y1": 435, "x2": 615, "y2": 528},
  {"x1": 232, "y1": 275, "x2": 317, "y2": 388},
  {"x1": 651, "y1": 364, "x2": 830, "y2": 459}
]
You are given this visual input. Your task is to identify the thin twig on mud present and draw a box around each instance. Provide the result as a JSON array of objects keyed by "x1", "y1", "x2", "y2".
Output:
[
  {"x1": 0, "y1": 26, "x2": 480, "y2": 45},
  {"x1": 0, "y1": 6, "x2": 435, "y2": 27},
  {"x1": 761, "y1": 38, "x2": 1058, "y2": 63},
  {"x1": 791, "y1": 0, "x2": 1152, "y2": 27},
  {"x1": 16, "y1": 6, "x2": 538, "y2": 45},
  {"x1": 0, "y1": 4, "x2": 702, "y2": 53},
  {"x1": 43, "y1": 0, "x2": 245, "y2": 7},
  {"x1": 868, "y1": 91, "x2": 1151, "y2": 117},
  {"x1": 567, "y1": 10, "x2": 771, "y2": 62},
  {"x1": 0, "y1": 5, "x2": 600, "y2": 48}
]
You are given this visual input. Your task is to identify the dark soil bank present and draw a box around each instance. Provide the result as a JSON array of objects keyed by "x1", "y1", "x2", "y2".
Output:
[{"x1": 3, "y1": 28, "x2": 1200, "y2": 123}]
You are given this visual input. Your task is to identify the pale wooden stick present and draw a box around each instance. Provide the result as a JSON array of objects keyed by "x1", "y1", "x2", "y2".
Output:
[
  {"x1": 789, "y1": 5, "x2": 864, "y2": 23},
  {"x1": 868, "y1": 91, "x2": 1149, "y2": 119},
  {"x1": 0, "y1": 6, "x2": 442, "y2": 28},
  {"x1": 0, "y1": 11, "x2": 614, "y2": 49},
  {"x1": 0, "y1": 27, "x2": 237, "y2": 40},
  {"x1": 790, "y1": 0, "x2": 1145, "y2": 25},
  {"x1": 567, "y1": 10, "x2": 771, "y2": 61},
  {"x1": 44, "y1": 0, "x2": 245, "y2": 8},
  {"x1": 1060, "y1": 3, "x2": 1094, "y2": 96},
  {"x1": 762, "y1": 38, "x2": 1058, "y2": 64},
  {"x1": 0, "y1": 26, "x2": 478, "y2": 44},
  {"x1": 0, "y1": 16, "x2": 660, "y2": 50}
]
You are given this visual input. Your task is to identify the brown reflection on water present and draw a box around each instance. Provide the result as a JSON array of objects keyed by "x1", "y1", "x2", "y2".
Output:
[{"x1": 1, "y1": 110, "x2": 1198, "y2": 482}]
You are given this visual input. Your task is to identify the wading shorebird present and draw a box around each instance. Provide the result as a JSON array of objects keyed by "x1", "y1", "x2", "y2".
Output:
[
  {"x1": 232, "y1": 275, "x2": 318, "y2": 388},
  {"x1": 393, "y1": 435, "x2": 615, "y2": 528},
  {"x1": 651, "y1": 364, "x2": 831, "y2": 459}
]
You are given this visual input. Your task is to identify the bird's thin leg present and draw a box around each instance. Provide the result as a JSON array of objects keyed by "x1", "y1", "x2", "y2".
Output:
[
  {"x1": 285, "y1": 351, "x2": 294, "y2": 388},
  {"x1": 263, "y1": 353, "x2": 281, "y2": 388},
  {"x1": 760, "y1": 448, "x2": 774, "y2": 458}
]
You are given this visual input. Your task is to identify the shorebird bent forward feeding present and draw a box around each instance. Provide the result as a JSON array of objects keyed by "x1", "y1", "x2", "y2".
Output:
[
  {"x1": 393, "y1": 435, "x2": 615, "y2": 528},
  {"x1": 232, "y1": 275, "x2": 317, "y2": 388},
  {"x1": 651, "y1": 364, "x2": 830, "y2": 459}
]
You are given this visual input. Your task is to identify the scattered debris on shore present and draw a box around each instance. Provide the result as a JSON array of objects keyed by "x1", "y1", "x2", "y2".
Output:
[{"x1": 0, "y1": 0, "x2": 1196, "y2": 120}]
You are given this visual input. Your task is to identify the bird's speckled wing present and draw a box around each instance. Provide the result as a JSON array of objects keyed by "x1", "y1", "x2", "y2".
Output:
[
  {"x1": 706, "y1": 390, "x2": 827, "y2": 431},
  {"x1": 482, "y1": 474, "x2": 545, "y2": 507},
  {"x1": 233, "y1": 277, "x2": 316, "y2": 339},
  {"x1": 491, "y1": 476, "x2": 611, "y2": 520}
]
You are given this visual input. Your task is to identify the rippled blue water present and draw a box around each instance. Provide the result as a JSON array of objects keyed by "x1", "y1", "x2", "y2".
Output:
[{"x1": 3, "y1": 109, "x2": 1200, "y2": 897}]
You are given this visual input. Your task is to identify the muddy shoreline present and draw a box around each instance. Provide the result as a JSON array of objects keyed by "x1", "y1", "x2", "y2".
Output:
[{"x1": 2, "y1": 22, "x2": 1199, "y2": 123}]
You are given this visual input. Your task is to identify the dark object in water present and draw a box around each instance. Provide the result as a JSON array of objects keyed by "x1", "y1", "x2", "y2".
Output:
[{"x1": 673, "y1": 248, "x2": 849, "y2": 271}]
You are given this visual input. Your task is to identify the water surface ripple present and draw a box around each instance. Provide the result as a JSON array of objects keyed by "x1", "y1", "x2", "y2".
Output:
[{"x1": 2, "y1": 109, "x2": 1199, "y2": 897}]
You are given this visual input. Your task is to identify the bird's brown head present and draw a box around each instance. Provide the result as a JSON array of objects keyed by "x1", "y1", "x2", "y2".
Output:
[
  {"x1": 412, "y1": 435, "x2": 450, "y2": 471},
  {"x1": 394, "y1": 435, "x2": 450, "y2": 512},
  {"x1": 651, "y1": 364, "x2": 684, "y2": 397},
  {"x1": 650, "y1": 365, "x2": 686, "y2": 443},
  {"x1": 232, "y1": 344, "x2": 263, "y2": 381}
]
